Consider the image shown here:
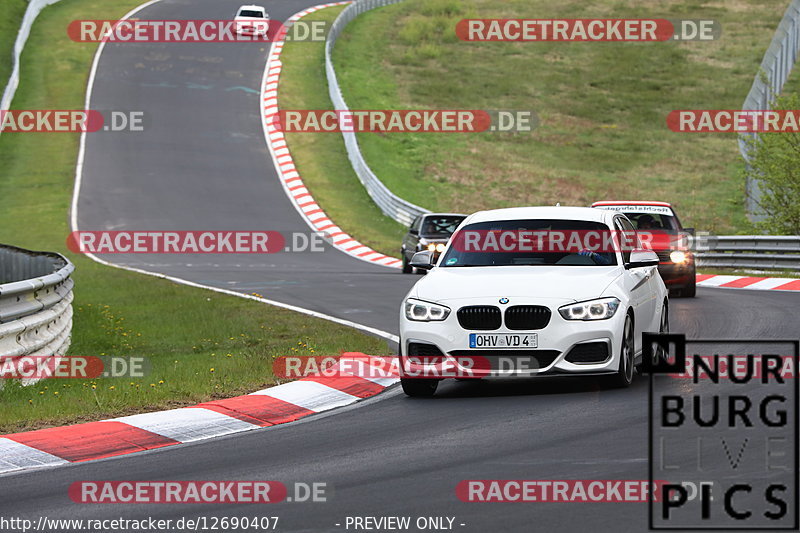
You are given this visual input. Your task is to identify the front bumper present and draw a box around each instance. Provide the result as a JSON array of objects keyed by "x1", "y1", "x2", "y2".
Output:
[
  {"x1": 657, "y1": 261, "x2": 695, "y2": 289},
  {"x1": 399, "y1": 301, "x2": 625, "y2": 379}
]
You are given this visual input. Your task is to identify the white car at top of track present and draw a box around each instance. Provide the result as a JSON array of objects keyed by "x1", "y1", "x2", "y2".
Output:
[
  {"x1": 398, "y1": 206, "x2": 668, "y2": 397},
  {"x1": 234, "y1": 5, "x2": 270, "y2": 37}
]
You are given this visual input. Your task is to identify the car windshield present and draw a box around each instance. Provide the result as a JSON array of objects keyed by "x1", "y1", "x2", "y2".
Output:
[
  {"x1": 420, "y1": 215, "x2": 465, "y2": 237},
  {"x1": 440, "y1": 219, "x2": 618, "y2": 267},
  {"x1": 624, "y1": 212, "x2": 679, "y2": 231},
  {"x1": 238, "y1": 9, "x2": 264, "y2": 17}
]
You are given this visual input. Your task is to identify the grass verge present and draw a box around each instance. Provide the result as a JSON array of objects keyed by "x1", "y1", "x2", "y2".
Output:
[
  {"x1": 0, "y1": 0, "x2": 391, "y2": 434},
  {"x1": 328, "y1": 0, "x2": 789, "y2": 240},
  {"x1": 0, "y1": 0, "x2": 28, "y2": 90},
  {"x1": 279, "y1": 6, "x2": 407, "y2": 256}
]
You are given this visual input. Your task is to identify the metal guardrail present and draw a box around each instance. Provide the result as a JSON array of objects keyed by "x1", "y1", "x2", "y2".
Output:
[
  {"x1": 0, "y1": 244, "x2": 75, "y2": 386},
  {"x1": 695, "y1": 236, "x2": 800, "y2": 270},
  {"x1": 325, "y1": 0, "x2": 428, "y2": 227},
  {"x1": 740, "y1": 0, "x2": 800, "y2": 217}
]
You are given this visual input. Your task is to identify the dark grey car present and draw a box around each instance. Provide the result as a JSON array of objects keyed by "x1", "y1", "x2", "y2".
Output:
[{"x1": 401, "y1": 213, "x2": 467, "y2": 273}]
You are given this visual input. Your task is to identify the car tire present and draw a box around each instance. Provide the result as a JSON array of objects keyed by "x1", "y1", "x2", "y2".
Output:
[
  {"x1": 401, "y1": 378, "x2": 438, "y2": 397},
  {"x1": 606, "y1": 314, "x2": 635, "y2": 388},
  {"x1": 682, "y1": 279, "x2": 696, "y2": 298},
  {"x1": 401, "y1": 251, "x2": 412, "y2": 274}
]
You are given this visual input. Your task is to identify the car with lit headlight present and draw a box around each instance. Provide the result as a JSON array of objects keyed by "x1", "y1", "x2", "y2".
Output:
[
  {"x1": 398, "y1": 206, "x2": 668, "y2": 397},
  {"x1": 592, "y1": 201, "x2": 696, "y2": 297},
  {"x1": 401, "y1": 213, "x2": 467, "y2": 273},
  {"x1": 234, "y1": 4, "x2": 270, "y2": 37}
]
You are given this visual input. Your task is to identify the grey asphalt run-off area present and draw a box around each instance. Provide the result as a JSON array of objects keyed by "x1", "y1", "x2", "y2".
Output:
[{"x1": 3, "y1": 1, "x2": 799, "y2": 531}]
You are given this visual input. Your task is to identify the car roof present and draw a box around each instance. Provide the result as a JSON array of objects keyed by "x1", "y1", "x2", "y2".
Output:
[
  {"x1": 238, "y1": 5, "x2": 266, "y2": 11},
  {"x1": 591, "y1": 200, "x2": 673, "y2": 208},
  {"x1": 464, "y1": 206, "x2": 614, "y2": 225},
  {"x1": 422, "y1": 213, "x2": 467, "y2": 218}
]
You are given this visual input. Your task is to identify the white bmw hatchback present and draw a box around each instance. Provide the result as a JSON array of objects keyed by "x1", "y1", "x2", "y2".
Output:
[
  {"x1": 398, "y1": 206, "x2": 668, "y2": 397},
  {"x1": 234, "y1": 5, "x2": 270, "y2": 37}
]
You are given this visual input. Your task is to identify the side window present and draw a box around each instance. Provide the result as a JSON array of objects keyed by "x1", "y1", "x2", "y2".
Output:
[
  {"x1": 614, "y1": 217, "x2": 635, "y2": 264},
  {"x1": 410, "y1": 216, "x2": 421, "y2": 233}
]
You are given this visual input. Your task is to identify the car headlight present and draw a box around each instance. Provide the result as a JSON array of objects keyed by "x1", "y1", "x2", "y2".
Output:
[
  {"x1": 670, "y1": 250, "x2": 687, "y2": 264},
  {"x1": 404, "y1": 298, "x2": 451, "y2": 322},
  {"x1": 558, "y1": 297, "x2": 620, "y2": 321},
  {"x1": 426, "y1": 243, "x2": 446, "y2": 253}
]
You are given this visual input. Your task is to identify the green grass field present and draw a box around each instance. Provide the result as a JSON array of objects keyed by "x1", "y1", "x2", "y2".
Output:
[
  {"x1": 319, "y1": 0, "x2": 789, "y2": 249},
  {"x1": 0, "y1": 0, "x2": 391, "y2": 434}
]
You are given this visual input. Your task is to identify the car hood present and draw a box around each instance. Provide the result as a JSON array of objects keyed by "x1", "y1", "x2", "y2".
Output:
[{"x1": 410, "y1": 265, "x2": 622, "y2": 304}]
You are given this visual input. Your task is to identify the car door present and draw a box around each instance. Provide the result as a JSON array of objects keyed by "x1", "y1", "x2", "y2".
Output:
[
  {"x1": 616, "y1": 216, "x2": 657, "y2": 355},
  {"x1": 403, "y1": 216, "x2": 422, "y2": 260}
]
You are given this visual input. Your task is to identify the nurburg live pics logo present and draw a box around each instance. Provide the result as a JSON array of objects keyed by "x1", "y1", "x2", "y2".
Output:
[{"x1": 643, "y1": 333, "x2": 799, "y2": 530}]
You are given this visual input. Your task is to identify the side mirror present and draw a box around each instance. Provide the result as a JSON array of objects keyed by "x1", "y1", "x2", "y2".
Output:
[
  {"x1": 626, "y1": 249, "x2": 659, "y2": 269},
  {"x1": 410, "y1": 250, "x2": 434, "y2": 270},
  {"x1": 683, "y1": 227, "x2": 695, "y2": 235},
  {"x1": 409, "y1": 228, "x2": 419, "y2": 236}
]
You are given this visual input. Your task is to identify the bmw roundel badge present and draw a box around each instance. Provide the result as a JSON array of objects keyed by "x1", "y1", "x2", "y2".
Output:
[{"x1": 499, "y1": 297, "x2": 509, "y2": 304}]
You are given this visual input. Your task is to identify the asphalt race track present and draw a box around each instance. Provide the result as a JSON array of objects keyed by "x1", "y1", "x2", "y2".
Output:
[
  {"x1": 74, "y1": 0, "x2": 415, "y2": 336},
  {"x1": 2, "y1": 1, "x2": 799, "y2": 531}
]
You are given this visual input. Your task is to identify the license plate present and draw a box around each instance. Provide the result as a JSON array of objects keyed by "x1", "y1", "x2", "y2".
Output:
[{"x1": 469, "y1": 333, "x2": 538, "y2": 349}]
